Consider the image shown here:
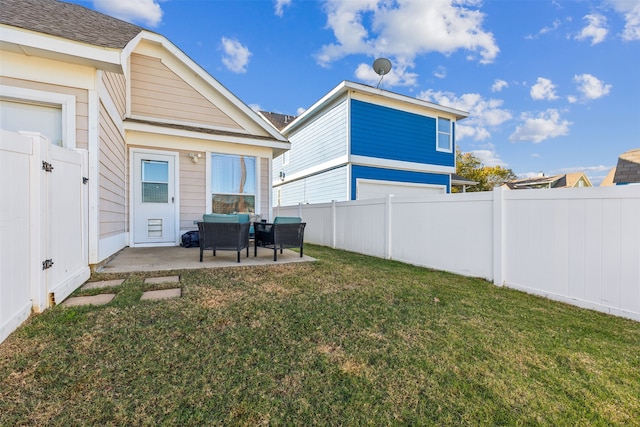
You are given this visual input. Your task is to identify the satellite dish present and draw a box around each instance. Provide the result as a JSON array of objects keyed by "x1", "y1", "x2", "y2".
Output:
[
  {"x1": 373, "y1": 58, "x2": 392, "y2": 76},
  {"x1": 372, "y1": 57, "x2": 392, "y2": 88}
]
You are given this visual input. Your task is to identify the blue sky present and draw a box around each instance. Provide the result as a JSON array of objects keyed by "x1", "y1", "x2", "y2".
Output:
[{"x1": 70, "y1": 0, "x2": 639, "y2": 184}]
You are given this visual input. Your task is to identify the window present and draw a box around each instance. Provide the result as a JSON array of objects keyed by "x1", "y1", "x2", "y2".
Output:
[
  {"x1": 0, "y1": 85, "x2": 75, "y2": 148},
  {"x1": 141, "y1": 160, "x2": 169, "y2": 203},
  {"x1": 437, "y1": 117, "x2": 452, "y2": 152},
  {"x1": 0, "y1": 99, "x2": 63, "y2": 146},
  {"x1": 211, "y1": 153, "x2": 256, "y2": 214}
]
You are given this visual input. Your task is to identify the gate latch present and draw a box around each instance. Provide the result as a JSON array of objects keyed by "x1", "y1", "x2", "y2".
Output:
[
  {"x1": 42, "y1": 259, "x2": 54, "y2": 270},
  {"x1": 42, "y1": 161, "x2": 54, "y2": 172}
]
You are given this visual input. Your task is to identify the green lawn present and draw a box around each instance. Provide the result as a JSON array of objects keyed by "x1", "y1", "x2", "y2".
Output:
[{"x1": 1, "y1": 245, "x2": 639, "y2": 426}]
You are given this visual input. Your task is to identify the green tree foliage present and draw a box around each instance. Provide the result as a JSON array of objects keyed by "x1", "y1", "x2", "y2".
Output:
[{"x1": 454, "y1": 150, "x2": 517, "y2": 192}]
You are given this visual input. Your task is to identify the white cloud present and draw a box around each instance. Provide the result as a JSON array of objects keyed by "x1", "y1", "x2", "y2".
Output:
[
  {"x1": 93, "y1": 0, "x2": 163, "y2": 27},
  {"x1": 530, "y1": 77, "x2": 559, "y2": 101},
  {"x1": 573, "y1": 73, "x2": 612, "y2": 100},
  {"x1": 434, "y1": 66, "x2": 447, "y2": 79},
  {"x1": 220, "y1": 37, "x2": 252, "y2": 73},
  {"x1": 471, "y1": 144, "x2": 508, "y2": 167},
  {"x1": 274, "y1": 0, "x2": 292, "y2": 17},
  {"x1": 491, "y1": 79, "x2": 508, "y2": 92},
  {"x1": 296, "y1": 107, "x2": 307, "y2": 115},
  {"x1": 526, "y1": 18, "x2": 561, "y2": 39},
  {"x1": 509, "y1": 109, "x2": 571, "y2": 143},
  {"x1": 317, "y1": 0, "x2": 499, "y2": 86},
  {"x1": 575, "y1": 14, "x2": 608, "y2": 45},
  {"x1": 608, "y1": 0, "x2": 640, "y2": 41},
  {"x1": 419, "y1": 90, "x2": 512, "y2": 142},
  {"x1": 354, "y1": 61, "x2": 418, "y2": 87}
]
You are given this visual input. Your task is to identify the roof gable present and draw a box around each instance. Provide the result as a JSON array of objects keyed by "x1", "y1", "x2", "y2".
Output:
[{"x1": 126, "y1": 35, "x2": 287, "y2": 143}]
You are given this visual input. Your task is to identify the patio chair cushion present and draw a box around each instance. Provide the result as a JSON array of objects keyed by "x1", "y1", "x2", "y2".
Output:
[
  {"x1": 236, "y1": 214, "x2": 251, "y2": 223},
  {"x1": 203, "y1": 213, "x2": 251, "y2": 223},
  {"x1": 273, "y1": 216, "x2": 301, "y2": 224}
]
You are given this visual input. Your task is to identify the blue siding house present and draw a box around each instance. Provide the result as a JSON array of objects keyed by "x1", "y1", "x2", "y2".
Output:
[{"x1": 266, "y1": 81, "x2": 468, "y2": 206}]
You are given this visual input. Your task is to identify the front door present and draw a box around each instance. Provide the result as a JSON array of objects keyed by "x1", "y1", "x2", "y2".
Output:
[{"x1": 133, "y1": 151, "x2": 176, "y2": 245}]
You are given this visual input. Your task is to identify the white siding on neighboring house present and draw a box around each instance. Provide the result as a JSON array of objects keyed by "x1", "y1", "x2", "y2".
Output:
[
  {"x1": 282, "y1": 99, "x2": 348, "y2": 175},
  {"x1": 276, "y1": 166, "x2": 348, "y2": 206}
]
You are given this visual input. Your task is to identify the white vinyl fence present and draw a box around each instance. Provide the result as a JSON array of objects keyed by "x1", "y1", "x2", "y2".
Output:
[
  {"x1": 275, "y1": 186, "x2": 640, "y2": 321},
  {"x1": 1, "y1": 130, "x2": 90, "y2": 344}
]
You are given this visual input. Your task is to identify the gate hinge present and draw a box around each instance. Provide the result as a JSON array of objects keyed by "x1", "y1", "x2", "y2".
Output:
[
  {"x1": 83, "y1": 177, "x2": 89, "y2": 184},
  {"x1": 42, "y1": 161, "x2": 54, "y2": 172},
  {"x1": 42, "y1": 259, "x2": 54, "y2": 270}
]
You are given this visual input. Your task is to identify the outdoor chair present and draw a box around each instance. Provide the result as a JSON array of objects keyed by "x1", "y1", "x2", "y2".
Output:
[
  {"x1": 254, "y1": 216, "x2": 306, "y2": 261},
  {"x1": 197, "y1": 214, "x2": 250, "y2": 263}
]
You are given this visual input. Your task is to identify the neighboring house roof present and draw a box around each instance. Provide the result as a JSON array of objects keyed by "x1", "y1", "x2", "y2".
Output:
[
  {"x1": 0, "y1": 0, "x2": 143, "y2": 49},
  {"x1": 281, "y1": 80, "x2": 469, "y2": 134},
  {"x1": 451, "y1": 174, "x2": 478, "y2": 186},
  {"x1": 612, "y1": 148, "x2": 640, "y2": 184},
  {"x1": 505, "y1": 172, "x2": 592, "y2": 189},
  {"x1": 600, "y1": 167, "x2": 616, "y2": 186},
  {"x1": 259, "y1": 111, "x2": 298, "y2": 131}
]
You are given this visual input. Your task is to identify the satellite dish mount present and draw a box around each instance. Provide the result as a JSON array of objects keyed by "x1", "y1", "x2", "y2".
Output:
[{"x1": 372, "y1": 57, "x2": 392, "y2": 88}]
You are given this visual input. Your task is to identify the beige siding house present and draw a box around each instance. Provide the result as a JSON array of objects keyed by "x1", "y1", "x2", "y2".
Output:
[{"x1": 0, "y1": 0, "x2": 289, "y2": 335}]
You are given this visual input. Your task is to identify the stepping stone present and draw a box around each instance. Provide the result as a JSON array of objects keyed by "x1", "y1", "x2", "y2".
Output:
[
  {"x1": 62, "y1": 294, "x2": 115, "y2": 307},
  {"x1": 81, "y1": 279, "x2": 125, "y2": 290},
  {"x1": 144, "y1": 276, "x2": 180, "y2": 285},
  {"x1": 141, "y1": 288, "x2": 181, "y2": 301}
]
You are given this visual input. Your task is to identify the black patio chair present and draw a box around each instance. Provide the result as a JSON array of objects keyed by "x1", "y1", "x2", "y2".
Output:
[
  {"x1": 254, "y1": 220, "x2": 306, "y2": 261},
  {"x1": 197, "y1": 221, "x2": 250, "y2": 263}
]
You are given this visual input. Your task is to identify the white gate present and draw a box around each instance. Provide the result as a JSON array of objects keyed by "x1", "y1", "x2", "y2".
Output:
[{"x1": 1, "y1": 130, "x2": 89, "y2": 344}]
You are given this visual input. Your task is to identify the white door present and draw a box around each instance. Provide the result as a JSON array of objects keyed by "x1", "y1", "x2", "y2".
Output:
[{"x1": 133, "y1": 151, "x2": 176, "y2": 245}]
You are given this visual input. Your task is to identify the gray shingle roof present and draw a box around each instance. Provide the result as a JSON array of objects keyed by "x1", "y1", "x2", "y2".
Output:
[
  {"x1": 613, "y1": 149, "x2": 640, "y2": 184},
  {"x1": 1, "y1": 0, "x2": 143, "y2": 49},
  {"x1": 260, "y1": 111, "x2": 297, "y2": 131}
]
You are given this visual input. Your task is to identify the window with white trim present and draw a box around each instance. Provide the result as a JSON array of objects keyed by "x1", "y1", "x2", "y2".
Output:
[
  {"x1": 436, "y1": 117, "x2": 452, "y2": 152},
  {"x1": 211, "y1": 153, "x2": 256, "y2": 214},
  {"x1": 0, "y1": 85, "x2": 76, "y2": 148}
]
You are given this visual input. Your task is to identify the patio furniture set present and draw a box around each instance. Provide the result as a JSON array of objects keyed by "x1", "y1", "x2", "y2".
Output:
[{"x1": 197, "y1": 215, "x2": 306, "y2": 263}]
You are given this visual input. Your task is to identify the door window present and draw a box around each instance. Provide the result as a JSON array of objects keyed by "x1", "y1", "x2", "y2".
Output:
[{"x1": 141, "y1": 160, "x2": 169, "y2": 203}]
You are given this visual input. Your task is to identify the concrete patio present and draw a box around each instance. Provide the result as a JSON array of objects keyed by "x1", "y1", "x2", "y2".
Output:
[{"x1": 98, "y1": 245, "x2": 315, "y2": 273}]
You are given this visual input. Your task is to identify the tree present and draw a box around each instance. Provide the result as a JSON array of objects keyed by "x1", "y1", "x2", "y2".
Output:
[{"x1": 454, "y1": 150, "x2": 517, "y2": 192}]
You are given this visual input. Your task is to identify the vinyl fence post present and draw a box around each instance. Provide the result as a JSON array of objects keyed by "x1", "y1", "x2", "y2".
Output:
[
  {"x1": 493, "y1": 186, "x2": 505, "y2": 286},
  {"x1": 385, "y1": 194, "x2": 393, "y2": 259},
  {"x1": 331, "y1": 200, "x2": 336, "y2": 249}
]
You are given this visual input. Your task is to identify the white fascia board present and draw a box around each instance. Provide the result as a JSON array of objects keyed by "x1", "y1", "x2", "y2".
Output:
[
  {"x1": 123, "y1": 120, "x2": 290, "y2": 152},
  {"x1": 128, "y1": 31, "x2": 288, "y2": 142},
  {"x1": 272, "y1": 155, "x2": 349, "y2": 187},
  {"x1": 128, "y1": 114, "x2": 255, "y2": 136},
  {"x1": 350, "y1": 155, "x2": 455, "y2": 175},
  {"x1": 343, "y1": 81, "x2": 469, "y2": 120},
  {"x1": 282, "y1": 81, "x2": 350, "y2": 134},
  {"x1": 282, "y1": 80, "x2": 469, "y2": 134},
  {"x1": 0, "y1": 25, "x2": 123, "y2": 72}
]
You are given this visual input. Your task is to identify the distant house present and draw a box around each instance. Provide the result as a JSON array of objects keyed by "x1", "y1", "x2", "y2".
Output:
[
  {"x1": 600, "y1": 149, "x2": 640, "y2": 186},
  {"x1": 504, "y1": 172, "x2": 592, "y2": 190},
  {"x1": 263, "y1": 81, "x2": 468, "y2": 206},
  {"x1": 0, "y1": 0, "x2": 288, "y2": 335}
]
